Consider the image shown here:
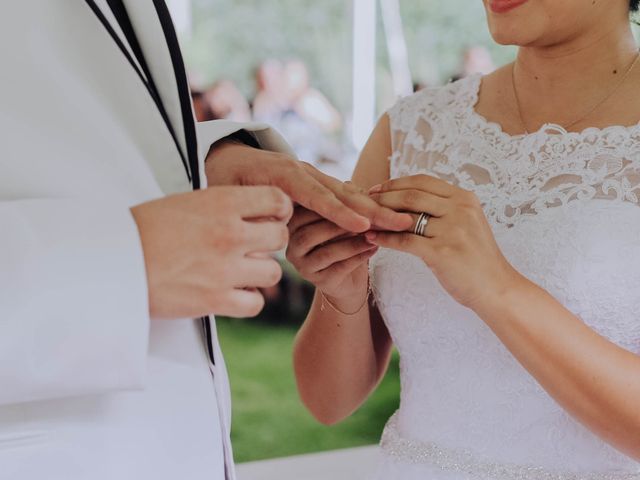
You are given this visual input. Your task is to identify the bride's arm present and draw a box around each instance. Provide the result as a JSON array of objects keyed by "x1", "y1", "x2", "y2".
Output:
[
  {"x1": 473, "y1": 282, "x2": 640, "y2": 460},
  {"x1": 367, "y1": 174, "x2": 640, "y2": 459},
  {"x1": 290, "y1": 115, "x2": 397, "y2": 425}
]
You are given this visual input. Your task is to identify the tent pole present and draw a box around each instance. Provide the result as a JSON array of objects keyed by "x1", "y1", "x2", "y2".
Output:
[
  {"x1": 380, "y1": 0, "x2": 412, "y2": 97},
  {"x1": 351, "y1": 0, "x2": 377, "y2": 150}
]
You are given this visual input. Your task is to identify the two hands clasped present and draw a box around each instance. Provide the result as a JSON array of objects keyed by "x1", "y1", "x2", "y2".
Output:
[
  {"x1": 131, "y1": 142, "x2": 407, "y2": 319},
  {"x1": 288, "y1": 174, "x2": 522, "y2": 316},
  {"x1": 131, "y1": 142, "x2": 522, "y2": 320}
]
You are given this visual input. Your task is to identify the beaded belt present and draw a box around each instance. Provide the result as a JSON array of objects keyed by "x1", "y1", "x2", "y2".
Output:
[{"x1": 380, "y1": 412, "x2": 640, "y2": 480}]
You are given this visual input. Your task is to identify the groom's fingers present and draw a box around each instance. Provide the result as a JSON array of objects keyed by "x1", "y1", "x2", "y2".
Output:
[
  {"x1": 303, "y1": 165, "x2": 413, "y2": 232},
  {"x1": 277, "y1": 164, "x2": 372, "y2": 233},
  {"x1": 218, "y1": 288, "x2": 266, "y2": 318},
  {"x1": 236, "y1": 186, "x2": 293, "y2": 221},
  {"x1": 243, "y1": 220, "x2": 290, "y2": 253}
]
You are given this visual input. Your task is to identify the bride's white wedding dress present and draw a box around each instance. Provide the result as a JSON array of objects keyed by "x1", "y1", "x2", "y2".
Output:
[{"x1": 369, "y1": 74, "x2": 640, "y2": 479}]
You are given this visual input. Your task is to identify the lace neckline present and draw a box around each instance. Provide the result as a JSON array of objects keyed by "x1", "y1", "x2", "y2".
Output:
[
  {"x1": 386, "y1": 74, "x2": 640, "y2": 229},
  {"x1": 465, "y1": 73, "x2": 640, "y2": 142}
]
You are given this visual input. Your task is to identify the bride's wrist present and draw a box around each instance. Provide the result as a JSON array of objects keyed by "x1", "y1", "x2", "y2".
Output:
[
  {"x1": 472, "y1": 271, "x2": 532, "y2": 320},
  {"x1": 319, "y1": 286, "x2": 370, "y2": 316}
]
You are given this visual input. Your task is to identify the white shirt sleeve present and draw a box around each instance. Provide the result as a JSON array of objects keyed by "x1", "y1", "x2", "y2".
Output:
[
  {"x1": 195, "y1": 119, "x2": 298, "y2": 187},
  {"x1": 0, "y1": 198, "x2": 150, "y2": 406}
]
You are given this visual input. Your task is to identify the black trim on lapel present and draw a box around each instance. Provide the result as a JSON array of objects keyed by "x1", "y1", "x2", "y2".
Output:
[
  {"x1": 201, "y1": 317, "x2": 216, "y2": 366},
  {"x1": 151, "y1": 1, "x2": 215, "y2": 366},
  {"x1": 86, "y1": 0, "x2": 215, "y2": 367},
  {"x1": 152, "y1": 0, "x2": 200, "y2": 190},
  {"x1": 84, "y1": 0, "x2": 192, "y2": 183}
]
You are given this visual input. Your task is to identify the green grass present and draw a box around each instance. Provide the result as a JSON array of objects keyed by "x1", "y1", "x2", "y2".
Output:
[{"x1": 216, "y1": 318, "x2": 400, "y2": 463}]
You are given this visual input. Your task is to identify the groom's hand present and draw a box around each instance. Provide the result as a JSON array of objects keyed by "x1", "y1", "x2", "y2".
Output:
[
  {"x1": 205, "y1": 141, "x2": 413, "y2": 233},
  {"x1": 131, "y1": 186, "x2": 292, "y2": 320}
]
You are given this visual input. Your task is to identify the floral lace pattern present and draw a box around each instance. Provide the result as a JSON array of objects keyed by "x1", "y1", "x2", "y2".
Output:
[
  {"x1": 369, "y1": 75, "x2": 640, "y2": 479},
  {"x1": 387, "y1": 74, "x2": 640, "y2": 229}
]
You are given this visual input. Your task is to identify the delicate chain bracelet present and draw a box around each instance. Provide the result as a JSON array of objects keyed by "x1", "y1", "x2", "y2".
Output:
[{"x1": 319, "y1": 280, "x2": 371, "y2": 316}]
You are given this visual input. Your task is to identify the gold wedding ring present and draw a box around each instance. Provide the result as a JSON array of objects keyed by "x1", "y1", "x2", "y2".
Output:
[{"x1": 414, "y1": 212, "x2": 430, "y2": 237}]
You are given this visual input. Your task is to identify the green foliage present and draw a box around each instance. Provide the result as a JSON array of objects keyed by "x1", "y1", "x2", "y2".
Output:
[
  {"x1": 216, "y1": 318, "x2": 400, "y2": 462},
  {"x1": 395, "y1": 1, "x2": 515, "y2": 85}
]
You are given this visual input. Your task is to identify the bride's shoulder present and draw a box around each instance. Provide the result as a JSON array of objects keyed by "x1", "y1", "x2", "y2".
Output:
[{"x1": 386, "y1": 75, "x2": 482, "y2": 131}]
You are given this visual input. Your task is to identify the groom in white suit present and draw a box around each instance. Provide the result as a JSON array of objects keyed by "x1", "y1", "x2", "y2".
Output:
[{"x1": 0, "y1": 1, "x2": 410, "y2": 479}]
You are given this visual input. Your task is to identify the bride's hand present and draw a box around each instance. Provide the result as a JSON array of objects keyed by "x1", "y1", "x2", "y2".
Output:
[
  {"x1": 366, "y1": 174, "x2": 522, "y2": 311},
  {"x1": 286, "y1": 206, "x2": 377, "y2": 307}
]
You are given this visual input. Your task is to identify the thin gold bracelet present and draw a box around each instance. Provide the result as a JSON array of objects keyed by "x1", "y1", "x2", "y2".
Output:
[{"x1": 319, "y1": 282, "x2": 371, "y2": 316}]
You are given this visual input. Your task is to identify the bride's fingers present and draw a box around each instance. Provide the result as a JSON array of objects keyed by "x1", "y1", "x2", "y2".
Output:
[
  {"x1": 303, "y1": 166, "x2": 413, "y2": 232},
  {"x1": 407, "y1": 213, "x2": 445, "y2": 237},
  {"x1": 369, "y1": 190, "x2": 449, "y2": 218},
  {"x1": 369, "y1": 174, "x2": 456, "y2": 198},
  {"x1": 305, "y1": 236, "x2": 377, "y2": 273},
  {"x1": 287, "y1": 219, "x2": 350, "y2": 259},
  {"x1": 314, "y1": 247, "x2": 378, "y2": 286},
  {"x1": 288, "y1": 206, "x2": 323, "y2": 234},
  {"x1": 365, "y1": 230, "x2": 435, "y2": 261}
]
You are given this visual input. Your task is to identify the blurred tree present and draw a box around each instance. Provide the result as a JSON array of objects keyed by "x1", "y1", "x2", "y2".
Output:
[
  {"x1": 185, "y1": 0, "x2": 352, "y2": 110},
  {"x1": 183, "y1": 1, "x2": 516, "y2": 115}
]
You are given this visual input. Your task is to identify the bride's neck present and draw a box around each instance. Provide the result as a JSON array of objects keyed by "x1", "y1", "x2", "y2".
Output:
[
  {"x1": 514, "y1": 22, "x2": 638, "y2": 124},
  {"x1": 519, "y1": 24, "x2": 636, "y2": 82}
]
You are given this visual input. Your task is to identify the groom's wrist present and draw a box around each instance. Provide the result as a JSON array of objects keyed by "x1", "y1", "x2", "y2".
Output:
[{"x1": 206, "y1": 130, "x2": 260, "y2": 162}]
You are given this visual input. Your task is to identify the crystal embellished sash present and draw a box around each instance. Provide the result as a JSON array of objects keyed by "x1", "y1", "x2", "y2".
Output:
[{"x1": 380, "y1": 412, "x2": 640, "y2": 480}]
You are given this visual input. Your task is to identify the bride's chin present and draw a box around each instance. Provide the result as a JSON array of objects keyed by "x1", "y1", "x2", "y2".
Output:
[
  {"x1": 486, "y1": 17, "x2": 549, "y2": 47},
  {"x1": 488, "y1": 28, "x2": 546, "y2": 47}
]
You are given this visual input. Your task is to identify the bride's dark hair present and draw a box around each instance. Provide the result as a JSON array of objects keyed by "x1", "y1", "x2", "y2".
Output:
[{"x1": 632, "y1": 0, "x2": 640, "y2": 11}]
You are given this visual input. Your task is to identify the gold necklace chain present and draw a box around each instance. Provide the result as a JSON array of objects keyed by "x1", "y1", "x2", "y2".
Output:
[{"x1": 511, "y1": 51, "x2": 640, "y2": 134}]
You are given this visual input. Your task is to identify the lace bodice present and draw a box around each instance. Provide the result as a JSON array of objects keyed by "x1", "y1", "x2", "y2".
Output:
[{"x1": 369, "y1": 75, "x2": 640, "y2": 478}]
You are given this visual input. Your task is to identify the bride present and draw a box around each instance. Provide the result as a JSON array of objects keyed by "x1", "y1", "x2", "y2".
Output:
[{"x1": 286, "y1": 0, "x2": 640, "y2": 478}]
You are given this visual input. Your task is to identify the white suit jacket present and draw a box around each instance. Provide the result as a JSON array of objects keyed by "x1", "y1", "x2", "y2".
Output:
[{"x1": 0, "y1": 2, "x2": 294, "y2": 479}]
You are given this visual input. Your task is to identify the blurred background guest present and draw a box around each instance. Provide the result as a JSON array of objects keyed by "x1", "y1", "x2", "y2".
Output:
[
  {"x1": 450, "y1": 45, "x2": 496, "y2": 81},
  {"x1": 252, "y1": 59, "x2": 289, "y2": 124},
  {"x1": 190, "y1": 89, "x2": 213, "y2": 121},
  {"x1": 205, "y1": 79, "x2": 252, "y2": 121},
  {"x1": 461, "y1": 45, "x2": 495, "y2": 76},
  {"x1": 283, "y1": 59, "x2": 342, "y2": 134},
  {"x1": 191, "y1": 79, "x2": 251, "y2": 122}
]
